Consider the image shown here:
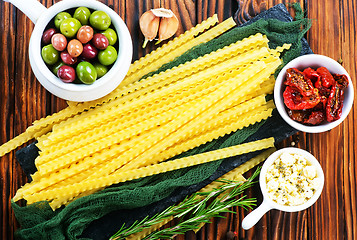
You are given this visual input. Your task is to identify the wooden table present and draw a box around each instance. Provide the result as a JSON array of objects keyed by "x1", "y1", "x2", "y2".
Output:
[{"x1": 1, "y1": 0, "x2": 356, "y2": 239}]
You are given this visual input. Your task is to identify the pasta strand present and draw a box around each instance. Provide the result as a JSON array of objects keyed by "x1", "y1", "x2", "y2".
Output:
[{"x1": 24, "y1": 138, "x2": 274, "y2": 204}]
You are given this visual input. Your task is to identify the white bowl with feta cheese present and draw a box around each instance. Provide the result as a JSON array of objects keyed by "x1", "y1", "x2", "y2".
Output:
[{"x1": 242, "y1": 147, "x2": 324, "y2": 230}]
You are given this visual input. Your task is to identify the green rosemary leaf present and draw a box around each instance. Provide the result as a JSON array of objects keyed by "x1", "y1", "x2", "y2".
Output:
[{"x1": 110, "y1": 168, "x2": 260, "y2": 240}]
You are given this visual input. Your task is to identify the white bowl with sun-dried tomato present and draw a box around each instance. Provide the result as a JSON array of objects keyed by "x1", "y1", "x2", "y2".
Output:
[{"x1": 274, "y1": 54, "x2": 354, "y2": 133}]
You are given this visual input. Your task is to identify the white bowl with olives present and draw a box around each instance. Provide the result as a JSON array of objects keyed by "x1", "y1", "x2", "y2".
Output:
[{"x1": 5, "y1": 0, "x2": 132, "y2": 102}]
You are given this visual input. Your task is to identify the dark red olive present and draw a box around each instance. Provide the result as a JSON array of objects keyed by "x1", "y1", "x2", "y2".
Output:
[
  {"x1": 42, "y1": 28, "x2": 57, "y2": 44},
  {"x1": 60, "y1": 50, "x2": 77, "y2": 65},
  {"x1": 81, "y1": 43, "x2": 98, "y2": 59},
  {"x1": 57, "y1": 65, "x2": 76, "y2": 83},
  {"x1": 92, "y1": 33, "x2": 109, "y2": 50},
  {"x1": 78, "y1": 56, "x2": 91, "y2": 63}
]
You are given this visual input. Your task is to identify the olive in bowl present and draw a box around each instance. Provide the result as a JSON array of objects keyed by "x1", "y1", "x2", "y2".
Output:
[
  {"x1": 7, "y1": 0, "x2": 132, "y2": 102},
  {"x1": 41, "y1": 5, "x2": 123, "y2": 87},
  {"x1": 274, "y1": 54, "x2": 354, "y2": 133}
]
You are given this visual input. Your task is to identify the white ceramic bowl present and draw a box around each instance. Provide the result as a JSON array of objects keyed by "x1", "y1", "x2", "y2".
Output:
[
  {"x1": 8, "y1": 0, "x2": 133, "y2": 102},
  {"x1": 242, "y1": 147, "x2": 324, "y2": 230},
  {"x1": 274, "y1": 54, "x2": 354, "y2": 133}
]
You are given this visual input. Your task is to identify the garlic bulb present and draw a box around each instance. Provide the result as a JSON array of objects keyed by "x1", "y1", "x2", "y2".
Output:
[{"x1": 139, "y1": 8, "x2": 179, "y2": 48}]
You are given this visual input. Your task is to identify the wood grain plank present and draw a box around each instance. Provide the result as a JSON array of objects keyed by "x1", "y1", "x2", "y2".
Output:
[
  {"x1": 338, "y1": 0, "x2": 357, "y2": 240},
  {"x1": 305, "y1": 1, "x2": 352, "y2": 240},
  {"x1": 0, "y1": 1, "x2": 17, "y2": 240},
  {"x1": 197, "y1": 0, "x2": 233, "y2": 23},
  {"x1": 1, "y1": 1, "x2": 357, "y2": 240},
  {"x1": 10, "y1": 1, "x2": 39, "y2": 239},
  {"x1": 0, "y1": 0, "x2": 15, "y2": 146}
]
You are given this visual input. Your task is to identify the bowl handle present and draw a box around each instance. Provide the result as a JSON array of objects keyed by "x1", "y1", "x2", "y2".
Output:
[
  {"x1": 3, "y1": 0, "x2": 47, "y2": 23},
  {"x1": 241, "y1": 199, "x2": 272, "y2": 230}
]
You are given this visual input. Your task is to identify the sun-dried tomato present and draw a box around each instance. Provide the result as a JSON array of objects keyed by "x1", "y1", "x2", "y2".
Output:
[
  {"x1": 313, "y1": 102, "x2": 325, "y2": 111},
  {"x1": 317, "y1": 85, "x2": 331, "y2": 97},
  {"x1": 288, "y1": 109, "x2": 308, "y2": 122},
  {"x1": 285, "y1": 68, "x2": 315, "y2": 97},
  {"x1": 326, "y1": 83, "x2": 344, "y2": 122},
  {"x1": 319, "y1": 95, "x2": 328, "y2": 108},
  {"x1": 283, "y1": 66, "x2": 348, "y2": 125},
  {"x1": 304, "y1": 110, "x2": 325, "y2": 125},
  {"x1": 302, "y1": 67, "x2": 330, "y2": 105},
  {"x1": 283, "y1": 86, "x2": 320, "y2": 110},
  {"x1": 333, "y1": 74, "x2": 349, "y2": 89},
  {"x1": 303, "y1": 67, "x2": 320, "y2": 85},
  {"x1": 316, "y1": 67, "x2": 335, "y2": 88},
  {"x1": 288, "y1": 109, "x2": 325, "y2": 125}
]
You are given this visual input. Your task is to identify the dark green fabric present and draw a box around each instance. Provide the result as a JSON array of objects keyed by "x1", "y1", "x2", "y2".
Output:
[
  {"x1": 12, "y1": 4, "x2": 311, "y2": 240},
  {"x1": 12, "y1": 121, "x2": 263, "y2": 240}
]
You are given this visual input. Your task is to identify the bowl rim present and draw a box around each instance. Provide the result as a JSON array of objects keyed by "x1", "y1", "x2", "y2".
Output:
[
  {"x1": 274, "y1": 54, "x2": 354, "y2": 133},
  {"x1": 28, "y1": 0, "x2": 132, "y2": 101},
  {"x1": 259, "y1": 147, "x2": 324, "y2": 212}
]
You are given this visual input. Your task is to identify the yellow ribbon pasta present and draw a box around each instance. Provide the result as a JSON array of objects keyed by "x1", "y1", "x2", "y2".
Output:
[
  {"x1": 123, "y1": 17, "x2": 237, "y2": 86},
  {"x1": 12, "y1": 27, "x2": 289, "y2": 212},
  {"x1": 36, "y1": 44, "x2": 271, "y2": 164},
  {"x1": 24, "y1": 138, "x2": 274, "y2": 205},
  {"x1": 42, "y1": 47, "x2": 272, "y2": 148},
  {"x1": 126, "y1": 14, "x2": 219, "y2": 77}
]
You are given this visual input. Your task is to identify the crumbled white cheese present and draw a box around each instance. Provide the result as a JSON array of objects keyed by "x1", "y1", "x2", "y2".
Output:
[
  {"x1": 265, "y1": 152, "x2": 320, "y2": 206},
  {"x1": 303, "y1": 165, "x2": 317, "y2": 179},
  {"x1": 280, "y1": 152, "x2": 295, "y2": 166}
]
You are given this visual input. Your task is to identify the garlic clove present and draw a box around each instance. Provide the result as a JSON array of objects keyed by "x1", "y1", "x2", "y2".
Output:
[
  {"x1": 151, "y1": 8, "x2": 175, "y2": 18},
  {"x1": 157, "y1": 14, "x2": 179, "y2": 43},
  {"x1": 139, "y1": 8, "x2": 179, "y2": 47},
  {"x1": 139, "y1": 10, "x2": 160, "y2": 48}
]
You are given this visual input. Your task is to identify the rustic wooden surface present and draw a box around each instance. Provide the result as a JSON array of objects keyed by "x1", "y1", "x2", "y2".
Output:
[{"x1": 1, "y1": 0, "x2": 356, "y2": 239}]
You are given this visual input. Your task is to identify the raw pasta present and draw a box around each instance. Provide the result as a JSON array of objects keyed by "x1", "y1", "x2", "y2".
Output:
[
  {"x1": 24, "y1": 138, "x2": 274, "y2": 205},
  {"x1": 12, "y1": 27, "x2": 287, "y2": 210}
]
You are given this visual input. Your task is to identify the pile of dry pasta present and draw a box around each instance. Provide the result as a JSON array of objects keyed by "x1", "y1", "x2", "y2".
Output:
[{"x1": 1, "y1": 15, "x2": 290, "y2": 210}]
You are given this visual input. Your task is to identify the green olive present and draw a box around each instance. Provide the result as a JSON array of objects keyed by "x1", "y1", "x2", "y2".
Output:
[
  {"x1": 73, "y1": 7, "x2": 91, "y2": 25},
  {"x1": 52, "y1": 61, "x2": 66, "y2": 75},
  {"x1": 60, "y1": 18, "x2": 82, "y2": 38},
  {"x1": 54, "y1": 12, "x2": 71, "y2": 29},
  {"x1": 98, "y1": 46, "x2": 117, "y2": 66},
  {"x1": 89, "y1": 10, "x2": 111, "y2": 30},
  {"x1": 73, "y1": 77, "x2": 83, "y2": 84},
  {"x1": 41, "y1": 44, "x2": 59, "y2": 65},
  {"x1": 101, "y1": 28, "x2": 117, "y2": 45},
  {"x1": 76, "y1": 61, "x2": 97, "y2": 84},
  {"x1": 93, "y1": 62, "x2": 108, "y2": 78}
]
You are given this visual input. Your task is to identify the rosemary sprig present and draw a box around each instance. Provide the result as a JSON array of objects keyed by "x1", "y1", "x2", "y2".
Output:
[{"x1": 110, "y1": 168, "x2": 260, "y2": 240}]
